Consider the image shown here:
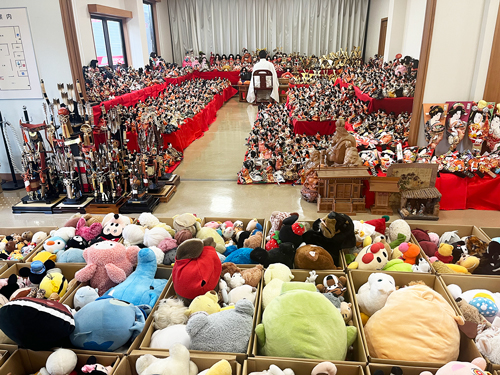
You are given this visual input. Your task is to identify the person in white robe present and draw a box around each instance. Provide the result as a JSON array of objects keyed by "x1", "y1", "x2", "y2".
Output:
[{"x1": 246, "y1": 50, "x2": 279, "y2": 103}]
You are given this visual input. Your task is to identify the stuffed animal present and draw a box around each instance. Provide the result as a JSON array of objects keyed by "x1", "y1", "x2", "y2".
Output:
[
  {"x1": 122, "y1": 225, "x2": 146, "y2": 247},
  {"x1": 76, "y1": 217, "x2": 103, "y2": 242},
  {"x1": 435, "y1": 243, "x2": 454, "y2": 263},
  {"x1": 198, "y1": 360, "x2": 232, "y2": 375},
  {"x1": 70, "y1": 297, "x2": 145, "y2": 351},
  {"x1": 175, "y1": 229, "x2": 193, "y2": 246},
  {"x1": 256, "y1": 282, "x2": 357, "y2": 360},
  {"x1": 74, "y1": 241, "x2": 140, "y2": 296},
  {"x1": 81, "y1": 356, "x2": 114, "y2": 375},
  {"x1": 172, "y1": 238, "x2": 222, "y2": 301},
  {"x1": 19, "y1": 259, "x2": 57, "y2": 285},
  {"x1": 196, "y1": 227, "x2": 226, "y2": 253},
  {"x1": 365, "y1": 284, "x2": 464, "y2": 362},
  {"x1": 268, "y1": 211, "x2": 299, "y2": 237},
  {"x1": 248, "y1": 366, "x2": 295, "y2": 375},
  {"x1": 356, "y1": 273, "x2": 396, "y2": 316},
  {"x1": 348, "y1": 243, "x2": 389, "y2": 270},
  {"x1": 244, "y1": 231, "x2": 263, "y2": 249},
  {"x1": 39, "y1": 270, "x2": 68, "y2": 299},
  {"x1": 150, "y1": 324, "x2": 191, "y2": 350},
  {"x1": 222, "y1": 246, "x2": 256, "y2": 264},
  {"x1": 294, "y1": 243, "x2": 337, "y2": 270},
  {"x1": 74, "y1": 286, "x2": 99, "y2": 311},
  {"x1": 412, "y1": 228, "x2": 430, "y2": 243},
  {"x1": 57, "y1": 248, "x2": 85, "y2": 263},
  {"x1": 302, "y1": 212, "x2": 356, "y2": 266},
  {"x1": 412, "y1": 258, "x2": 431, "y2": 273},
  {"x1": 474, "y1": 240, "x2": 500, "y2": 275},
  {"x1": 455, "y1": 298, "x2": 491, "y2": 338},
  {"x1": 264, "y1": 263, "x2": 294, "y2": 284},
  {"x1": 463, "y1": 236, "x2": 489, "y2": 258},
  {"x1": 153, "y1": 298, "x2": 188, "y2": 329},
  {"x1": 136, "y1": 344, "x2": 197, "y2": 375},
  {"x1": 278, "y1": 215, "x2": 304, "y2": 249},
  {"x1": 250, "y1": 243, "x2": 296, "y2": 268},
  {"x1": 475, "y1": 317, "x2": 500, "y2": 364},
  {"x1": 399, "y1": 242, "x2": 420, "y2": 265},
  {"x1": 38, "y1": 348, "x2": 78, "y2": 375},
  {"x1": 92, "y1": 213, "x2": 131, "y2": 243},
  {"x1": 224, "y1": 272, "x2": 245, "y2": 289},
  {"x1": 419, "y1": 358, "x2": 487, "y2": 375},
  {"x1": 173, "y1": 213, "x2": 202, "y2": 236},
  {"x1": 353, "y1": 220, "x2": 375, "y2": 246},
  {"x1": 43, "y1": 236, "x2": 68, "y2": 254},
  {"x1": 0, "y1": 274, "x2": 21, "y2": 300},
  {"x1": 440, "y1": 231, "x2": 461, "y2": 245},
  {"x1": 340, "y1": 302, "x2": 353, "y2": 326},
  {"x1": 241, "y1": 264, "x2": 264, "y2": 287},
  {"x1": 419, "y1": 240, "x2": 438, "y2": 257},
  {"x1": 227, "y1": 284, "x2": 256, "y2": 305},
  {"x1": 137, "y1": 212, "x2": 161, "y2": 228},
  {"x1": 187, "y1": 299, "x2": 254, "y2": 353},
  {"x1": 0, "y1": 297, "x2": 75, "y2": 350},
  {"x1": 382, "y1": 259, "x2": 413, "y2": 272},
  {"x1": 104, "y1": 247, "x2": 168, "y2": 307},
  {"x1": 185, "y1": 291, "x2": 221, "y2": 316},
  {"x1": 66, "y1": 235, "x2": 88, "y2": 250},
  {"x1": 387, "y1": 220, "x2": 411, "y2": 243},
  {"x1": 316, "y1": 274, "x2": 347, "y2": 297},
  {"x1": 144, "y1": 228, "x2": 171, "y2": 248}
]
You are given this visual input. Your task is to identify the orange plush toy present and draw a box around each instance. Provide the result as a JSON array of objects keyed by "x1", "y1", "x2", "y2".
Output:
[{"x1": 399, "y1": 242, "x2": 421, "y2": 265}]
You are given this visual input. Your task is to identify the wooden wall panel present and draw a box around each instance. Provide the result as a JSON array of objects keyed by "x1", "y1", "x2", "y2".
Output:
[{"x1": 483, "y1": 4, "x2": 500, "y2": 103}]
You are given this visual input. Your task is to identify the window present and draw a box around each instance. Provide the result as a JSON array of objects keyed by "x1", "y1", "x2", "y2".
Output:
[
  {"x1": 143, "y1": 1, "x2": 157, "y2": 55},
  {"x1": 91, "y1": 16, "x2": 127, "y2": 68}
]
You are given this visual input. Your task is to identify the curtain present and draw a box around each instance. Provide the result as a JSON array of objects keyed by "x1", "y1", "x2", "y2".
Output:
[{"x1": 167, "y1": 0, "x2": 369, "y2": 63}]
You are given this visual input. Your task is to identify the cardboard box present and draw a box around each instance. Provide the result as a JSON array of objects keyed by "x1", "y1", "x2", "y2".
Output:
[
  {"x1": 263, "y1": 219, "x2": 347, "y2": 270},
  {"x1": 252, "y1": 269, "x2": 367, "y2": 365},
  {"x1": 115, "y1": 350, "x2": 240, "y2": 375},
  {"x1": 349, "y1": 270, "x2": 482, "y2": 367},
  {"x1": 0, "y1": 349, "x2": 120, "y2": 375},
  {"x1": 0, "y1": 263, "x2": 84, "y2": 301},
  {"x1": 368, "y1": 364, "x2": 441, "y2": 375},
  {"x1": 409, "y1": 224, "x2": 490, "y2": 276},
  {"x1": 440, "y1": 274, "x2": 500, "y2": 371},
  {"x1": 243, "y1": 357, "x2": 365, "y2": 375},
  {"x1": 0, "y1": 227, "x2": 55, "y2": 265},
  {"x1": 479, "y1": 227, "x2": 500, "y2": 241},
  {"x1": 140, "y1": 270, "x2": 262, "y2": 362}
]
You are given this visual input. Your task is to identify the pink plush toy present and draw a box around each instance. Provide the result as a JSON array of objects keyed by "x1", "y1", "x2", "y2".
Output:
[
  {"x1": 75, "y1": 241, "x2": 140, "y2": 295},
  {"x1": 420, "y1": 358, "x2": 487, "y2": 375},
  {"x1": 75, "y1": 217, "x2": 102, "y2": 242},
  {"x1": 158, "y1": 238, "x2": 177, "y2": 252}
]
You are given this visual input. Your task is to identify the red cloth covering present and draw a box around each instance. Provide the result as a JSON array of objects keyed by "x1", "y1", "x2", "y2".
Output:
[
  {"x1": 466, "y1": 175, "x2": 500, "y2": 210},
  {"x1": 92, "y1": 73, "x2": 193, "y2": 124},
  {"x1": 292, "y1": 119, "x2": 355, "y2": 136},
  {"x1": 192, "y1": 70, "x2": 241, "y2": 85}
]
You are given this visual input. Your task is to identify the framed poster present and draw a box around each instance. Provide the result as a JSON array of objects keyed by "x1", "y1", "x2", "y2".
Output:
[{"x1": 0, "y1": 7, "x2": 42, "y2": 99}]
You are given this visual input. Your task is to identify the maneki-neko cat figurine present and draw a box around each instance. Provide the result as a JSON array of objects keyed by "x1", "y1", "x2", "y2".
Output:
[
  {"x1": 423, "y1": 104, "x2": 447, "y2": 150},
  {"x1": 468, "y1": 100, "x2": 492, "y2": 154}
]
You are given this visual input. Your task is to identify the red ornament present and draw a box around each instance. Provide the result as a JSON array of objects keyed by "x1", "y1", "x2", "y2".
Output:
[
  {"x1": 58, "y1": 107, "x2": 70, "y2": 116},
  {"x1": 292, "y1": 223, "x2": 305, "y2": 236},
  {"x1": 266, "y1": 239, "x2": 279, "y2": 251}
]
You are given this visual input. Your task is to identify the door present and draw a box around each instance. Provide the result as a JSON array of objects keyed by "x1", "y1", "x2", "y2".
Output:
[{"x1": 378, "y1": 18, "x2": 388, "y2": 57}]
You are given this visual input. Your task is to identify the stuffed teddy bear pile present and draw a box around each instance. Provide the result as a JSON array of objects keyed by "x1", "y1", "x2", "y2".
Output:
[{"x1": 0, "y1": 230, "x2": 46, "y2": 261}]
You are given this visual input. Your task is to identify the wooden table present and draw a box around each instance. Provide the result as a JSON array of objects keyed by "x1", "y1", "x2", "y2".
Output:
[{"x1": 234, "y1": 83, "x2": 289, "y2": 103}]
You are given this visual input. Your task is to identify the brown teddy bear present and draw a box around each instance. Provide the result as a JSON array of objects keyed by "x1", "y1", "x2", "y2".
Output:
[
  {"x1": 240, "y1": 265, "x2": 263, "y2": 287},
  {"x1": 316, "y1": 274, "x2": 347, "y2": 297},
  {"x1": 294, "y1": 244, "x2": 340, "y2": 270}
]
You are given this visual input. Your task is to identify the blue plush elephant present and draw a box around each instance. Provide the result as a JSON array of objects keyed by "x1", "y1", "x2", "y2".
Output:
[{"x1": 104, "y1": 247, "x2": 168, "y2": 307}]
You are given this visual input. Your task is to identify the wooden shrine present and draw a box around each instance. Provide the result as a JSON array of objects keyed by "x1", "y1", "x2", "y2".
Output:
[
  {"x1": 316, "y1": 166, "x2": 370, "y2": 214},
  {"x1": 400, "y1": 187, "x2": 442, "y2": 220},
  {"x1": 369, "y1": 176, "x2": 400, "y2": 215}
]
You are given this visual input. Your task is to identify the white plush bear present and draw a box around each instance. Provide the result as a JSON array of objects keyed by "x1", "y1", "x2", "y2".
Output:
[
  {"x1": 136, "y1": 343, "x2": 197, "y2": 375},
  {"x1": 357, "y1": 273, "x2": 396, "y2": 316},
  {"x1": 223, "y1": 272, "x2": 245, "y2": 290}
]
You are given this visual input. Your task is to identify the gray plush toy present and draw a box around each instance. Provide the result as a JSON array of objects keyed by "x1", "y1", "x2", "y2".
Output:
[
  {"x1": 186, "y1": 298, "x2": 254, "y2": 353},
  {"x1": 162, "y1": 248, "x2": 177, "y2": 265}
]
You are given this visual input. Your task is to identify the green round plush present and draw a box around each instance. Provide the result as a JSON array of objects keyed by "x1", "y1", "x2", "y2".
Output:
[
  {"x1": 255, "y1": 283, "x2": 357, "y2": 360},
  {"x1": 382, "y1": 259, "x2": 413, "y2": 272},
  {"x1": 196, "y1": 227, "x2": 226, "y2": 253}
]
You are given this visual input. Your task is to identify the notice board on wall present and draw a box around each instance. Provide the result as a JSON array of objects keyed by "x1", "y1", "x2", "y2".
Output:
[{"x1": 0, "y1": 7, "x2": 42, "y2": 99}]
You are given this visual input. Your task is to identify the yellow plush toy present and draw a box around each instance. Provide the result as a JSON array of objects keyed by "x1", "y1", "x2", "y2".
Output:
[
  {"x1": 205, "y1": 360, "x2": 232, "y2": 375},
  {"x1": 185, "y1": 291, "x2": 221, "y2": 316},
  {"x1": 39, "y1": 272, "x2": 68, "y2": 299},
  {"x1": 32, "y1": 251, "x2": 57, "y2": 263}
]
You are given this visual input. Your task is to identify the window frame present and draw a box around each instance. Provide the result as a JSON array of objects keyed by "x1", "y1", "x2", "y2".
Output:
[
  {"x1": 143, "y1": 0, "x2": 159, "y2": 56},
  {"x1": 90, "y1": 15, "x2": 128, "y2": 68}
]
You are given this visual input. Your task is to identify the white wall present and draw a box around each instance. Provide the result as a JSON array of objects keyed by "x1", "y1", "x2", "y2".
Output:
[
  {"x1": 365, "y1": 0, "x2": 390, "y2": 60},
  {"x1": 0, "y1": 0, "x2": 73, "y2": 175},
  {"x1": 401, "y1": 0, "x2": 426, "y2": 59},
  {"x1": 156, "y1": 0, "x2": 174, "y2": 62},
  {"x1": 418, "y1": 0, "x2": 499, "y2": 150},
  {"x1": 384, "y1": 0, "x2": 407, "y2": 61}
]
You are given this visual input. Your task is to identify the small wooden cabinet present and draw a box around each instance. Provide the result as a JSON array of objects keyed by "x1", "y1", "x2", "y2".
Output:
[{"x1": 369, "y1": 176, "x2": 400, "y2": 215}]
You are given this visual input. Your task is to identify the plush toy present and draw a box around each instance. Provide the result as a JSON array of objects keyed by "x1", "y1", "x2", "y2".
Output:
[
  {"x1": 419, "y1": 358, "x2": 487, "y2": 375},
  {"x1": 340, "y1": 302, "x2": 353, "y2": 326},
  {"x1": 463, "y1": 236, "x2": 489, "y2": 258},
  {"x1": 432, "y1": 260, "x2": 467, "y2": 274},
  {"x1": 172, "y1": 238, "x2": 222, "y2": 301},
  {"x1": 412, "y1": 258, "x2": 431, "y2": 273},
  {"x1": 66, "y1": 235, "x2": 88, "y2": 250},
  {"x1": 294, "y1": 243, "x2": 337, "y2": 270},
  {"x1": 264, "y1": 263, "x2": 295, "y2": 284},
  {"x1": 196, "y1": 227, "x2": 226, "y2": 254},
  {"x1": 74, "y1": 286, "x2": 99, "y2": 311},
  {"x1": 223, "y1": 246, "x2": 257, "y2": 264},
  {"x1": 316, "y1": 274, "x2": 347, "y2": 297},
  {"x1": 0, "y1": 274, "x2": 21, "y2": 300},
  {"x1": 447, "y1": 285, "x2": 500, "y2": 312},
  {"x1": 150, "y1": 324, "x2": 191, "y2": 350},
  {"x1": 475, "y1": 317, "x2": 500, "y2": 364},
  {"x1": 412, "y1": 228, "x2": 430, "y2": 243},
  {"x1": 173, "y1": 213, "x2": 202, "y2": 236},
  {"x1": 353, "y1": 220, "x2": 375, "y2": 246},
  {"x1": 76, "y1": 217, "x2": 103, "y2": 242},
  {"x1": 197, "y1": 360, "x2": 232, "y2": 375},
  {"x1": 389, "y1": 233, "x2": 407, "y2": 249},
  {"x1": 419, "y1": 240, "x2": 438, "y2": 257},
  {"x1": 248, "y1": 365, "x2": 295, "y2": 375},
  {"x1": 70, "y1": 297, "x2": 145, "y2": 351},
  {"x1": 81, "y1": 356, "x2": 114, "y2": 375},
  {"x1": 262, "y1": 279, "x2": 285, "y2": 310},
  {"x1": 256, "y1": 282, "x2": 357, "y2": 360},
  {"x1": 32, "y1": 251, "x2": 58, "y2": 263},
  {"x1": 244, "y1": 231, "x2": 263, "y2": 249},
  {"x1": 38, "y1": 348, "x2": 78, "y2": 375},
  {"x1": 39, "y1": 270, "x2": 68, "y2": 299},
  {"x1": 241, "y1": 265, "x2": 264, "y2": 287},
  {"x1": 250, "y1": 243, "x2": 296, "y2": 268},
  {"x1": 98, "y1": 213, "x2": 131, "y2": 242},
  {"x1": 19, "y1": 259, "x2": 57, "y2": 285},
  {"x1": 104, "y1": 247, "x2": 168, "y2": 307},
  {"x1": 440, "y1": 231, "x2": 461, "y2": 245},
  {"x1": 175, "y1": 229, "x2": 193, "y2": 246},
  {"x1": 187, "y1": 299, "x2": 254, "y2": 353},
  {"x1": 348, "y1": 243, "x2": 389, "y2": 270},
  {"x1": 469, "y1": 297, "x2": 498, "y2": 318},
  {"x1": 43, "y1": 236, "x2": 68, "y2": 254},
  {"x1": 144, "y1": 228, "x2": 171, "y2": 248},
  {"x1": 136, "y1": 344, "x2": 197, "y2": 375},
  {"x1": 399, "y1": 242, "x2": 420, "y2": 265},
  {"x1": 383, "y1": 259, "x2": 413, "y2": 272},
  {"x1": 435, "y1": 243, "x2": 454, "y2": 263},
  {"x1": 455, "y1": 298, "x2": 491, "y2": 338},
  {"x1": 453, "y1": 245, "x2": 480, "y2": 273},
  {"x1": 387, "y1": 220, "x2": 411, "y2": 243},
  {"x1": 57, "y1": 248, "x2": 85, "y2": 263},
  {"x1": 122, "y1": 225, "x2": 146, "y2": 247},
  {"x1": 365, "y1": 284, "x2": 464, "y2": 362},
  {"x1": 302, "y1": 212, "x2": 356, "y2": 266},
  {"x1": 228, "y1": 284, "x2": 257, "y2": 305},
  {"x1": 224, "y1": 272, "x2": 245, "y2": 289},
  {"x1": 137, "y1": 212, "x2": 161, "y2": 228},
  {"x1": 148, "y1": 246, "x2": 165, "y2": 265},
  {"x1": 356, "y1": 273, "x2": 396, "y2": 316},
  {"x1": 277, "y1": 215, "x2": 304, "y2": 249},
  {"x1": 74, "y1": 241, "x2": 140, "y2": 296},
  {"x1": 0, "y1": 297, "x2": 75, "y2": 350},
  {"x1": 185, "y1": 291, "x2": 221, "y2": 316},
  {"x1": 153, "y1": 298, "x2": 188, "y2": 329},
  {"x1": 474, "y1": 240, "x2": 500, "y2": 275}
]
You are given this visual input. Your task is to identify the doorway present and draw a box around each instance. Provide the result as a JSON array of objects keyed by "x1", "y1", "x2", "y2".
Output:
[{"x1": 378, "y1": 17, "x2": 388, "y2": 56}]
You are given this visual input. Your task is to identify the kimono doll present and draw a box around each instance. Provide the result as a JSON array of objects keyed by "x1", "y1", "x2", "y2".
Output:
[
  {"x1": 468, "y1": 101, "x2": 490, "y2": 154},
  {"x1": 424, "y1": 105, "x2": 445, "y2": 150},
  {"x1": 446, "y1": 103, "x2": 468, "y2": 151}
]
